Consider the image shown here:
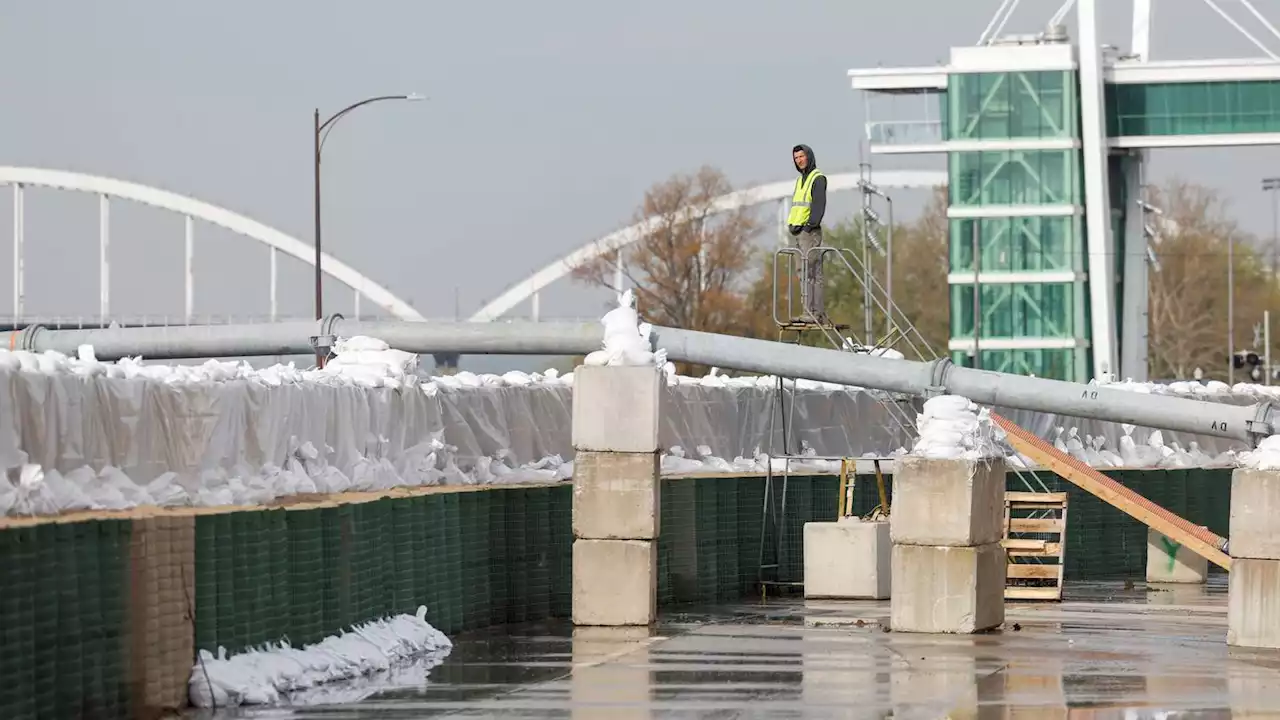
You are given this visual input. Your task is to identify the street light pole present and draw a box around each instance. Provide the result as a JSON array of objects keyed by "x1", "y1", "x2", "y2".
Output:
[
  {"x1": 313, "y1": 93, "x2": 424, "y2": 366},
  {"x1": 1263, "y1": 177, "x2": 1280, "y2": 277},
  {"x1": 1229, "y1": 230, "x2": 1235, "y2": 385},
  {"x1": 314, "y1": 108, "x2": 323, "y2": 323},
  {"x1": 1264, "y1": 178, "x2": 1280, "y2": 382}
]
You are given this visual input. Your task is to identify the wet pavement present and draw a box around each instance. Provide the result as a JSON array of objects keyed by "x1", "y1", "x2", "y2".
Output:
[{"x1": 199, "y1": 578, "x2": 1280, "y2": 718}]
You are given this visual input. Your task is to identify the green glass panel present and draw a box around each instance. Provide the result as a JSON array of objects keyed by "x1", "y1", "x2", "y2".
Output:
[
  {"x1": 949, "y1": 348, "x2": 1075, "y2": 380},
  {"x1": 1107, "y1": 80, "x2": 1280, "y2": 136},
  {"x1": 948, "y1": 71, "x2": 1078, "y2": 140},
  {"x1": 950, "y1": 282, "x2": 1077, "y2": 339},
  {"x1": 949, "y1": 216, "x2": 1078, "y2": 272},
  {"x1": 949, "y1": 149, "x2": 1082, "y2": 206}
]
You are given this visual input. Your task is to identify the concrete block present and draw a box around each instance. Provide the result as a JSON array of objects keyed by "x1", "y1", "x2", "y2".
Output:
[
  {"x1": 573, "y1": 451, "x2": 660, "y2": 540},
  {"x1": 803, "y1": 518, "x2": 891, "y2": 600},
  {"x1": 572, "y1": 365, "x2": 663, "y2": 453},
  {"x1": 890, "y1": 456, "x2": 1005, "y2": 547},
  {"x1": 1228, "y1": 557, "x2": 1280, "y2": 649},
  {"x1": 573, "y1": 539, "x2": 657, "y2": 626},
  {"x1": 1146, "y1": 528, "x2": 1208, "y2": 584},
  {"x1": 890, "y1": 543, "x2": 1005, "y2": 634},
  {"x1": 1231, "y1": 468, "x2": 1280, "y2": 560}
]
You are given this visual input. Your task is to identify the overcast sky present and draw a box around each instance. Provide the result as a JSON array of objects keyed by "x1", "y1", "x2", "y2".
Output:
[{"x1": 1, "y1": 0, "x2": 1279, "y2": 331}]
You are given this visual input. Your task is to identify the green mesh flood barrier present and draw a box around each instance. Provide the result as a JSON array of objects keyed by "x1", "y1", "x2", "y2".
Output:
[
  {"x1": 193, "y1": 487, "x2": 575, "y2": 653},
  {"x1": 0, "y1": 467, "x2": 1238, "y2": 718},
  {"x1": 0, "y1": 520, "x2": 132, "y2": 720}
]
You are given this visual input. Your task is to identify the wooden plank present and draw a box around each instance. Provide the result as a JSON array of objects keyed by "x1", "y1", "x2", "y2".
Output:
[
  {"x1": 1008, "y1": 518, "x2": 1064, "y2": 533},
  {"x1": 1002, "y1": 538, "x2": 1047, "y2": 551},
  {"x1": 1005, "y1": 586, "x2": 1063, "y2": 601},
  {"x1": 1007, "y1": 563, "x2": 1062, "y2": 579},
  {"x1": 993, "y1": 413, "x2": 1231, "y2": 571},
  {"x1": 1006, "y1": 491, "x2": 1069, "y2": 504},
  {"x1": 1008, "y1": 503, "x2": 1069, "y2": 511},
  {"x1": 1008, "y1": 543, "x2": 1062, "y2": 558}
]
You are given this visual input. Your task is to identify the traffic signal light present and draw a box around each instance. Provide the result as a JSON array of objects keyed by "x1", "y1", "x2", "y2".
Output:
[{"x1": 1232, "y1": 350, "x2": 1263, "y2": 381}]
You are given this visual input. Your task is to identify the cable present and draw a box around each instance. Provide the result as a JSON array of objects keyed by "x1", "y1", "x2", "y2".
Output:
[
  {"x1": 1049, "y1": 0, "x2": 1076, "y2": 27},
  {"x1": 1200, "y1": 0, "x2": 1280, "y2": 60},
  {"x1": 978, "y1": 0, "x2": 1016, "y2": 45},
  {"x1": 1237, "y1": 0, "x2": 1280, "y2": 46},
  {"x1": 989, "y1": 0, "x2": 1022, "y2": 42}
]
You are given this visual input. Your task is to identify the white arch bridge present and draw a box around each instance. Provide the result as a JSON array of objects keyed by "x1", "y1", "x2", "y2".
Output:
[
  {"x1": 0, "y1": 167, "x2": 944, "y2": 327},
  {"x1": 0, "y1": 166, "x2": 425, "y2": 324},
  {"x1": 468, "y1": 169, "x2": 946, "y2": 322}
]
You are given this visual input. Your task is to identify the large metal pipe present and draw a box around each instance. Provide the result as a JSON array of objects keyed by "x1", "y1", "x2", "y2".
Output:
[
  {"x1": 8, "y1": 319, "x2": 1275, "y2": 445},
  {"x1": 15, "y1": 320, "x2": 602, "y2": 362}
]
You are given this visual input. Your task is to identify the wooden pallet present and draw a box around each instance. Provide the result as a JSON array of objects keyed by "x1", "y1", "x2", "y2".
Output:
[{"x1": 1003, "y1": 491, "x2": 1068, "y2": 601}]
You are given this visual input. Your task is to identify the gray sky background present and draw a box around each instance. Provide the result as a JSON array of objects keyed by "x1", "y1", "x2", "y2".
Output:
[{"x1": 1, "y1": 0, "x2": 1279, "y2": 334}]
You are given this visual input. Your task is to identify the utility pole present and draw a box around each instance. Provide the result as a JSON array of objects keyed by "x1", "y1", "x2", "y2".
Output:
[
  {"x1": 972, "y1": 220, "x2": 982, "y2": 370},
  {"x1": 1229, "y1": 231, "x2": 1236, "y2": 385},
  {"x1": 1263, "y1": 179, "x2": 1280, "y2": 385},
  {"x1": 1263, "y1": 178, "x2": 1280, "y2": 277}
]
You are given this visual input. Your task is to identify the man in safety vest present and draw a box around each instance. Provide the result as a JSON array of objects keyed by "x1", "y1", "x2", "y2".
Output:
[{"x1": 787, "y1": 144, "x2": 828, "y2": 321}]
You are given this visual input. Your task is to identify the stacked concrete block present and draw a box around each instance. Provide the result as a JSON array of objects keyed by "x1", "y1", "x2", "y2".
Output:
[
  {"x1": 803, "y1": 518, "x2": 891, "y2": 600},
  {"x1": 1228, "y1": 468, "x2": 1280, "y2": 648},
  {"x1": 571, "y1": 365, "x2": 663, "y2": 626},
  {"x1": 1146, "y1": 528, "x2": 1208, "y2": 584},
  {"x1": 889, "y1": 456, "x2": 1006, "y2": 634}
]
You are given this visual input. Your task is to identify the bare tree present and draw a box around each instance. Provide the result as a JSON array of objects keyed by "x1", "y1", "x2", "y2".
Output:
[
  {"x1": 572, "y1": 166, "x2": 764, "y2": 338},
  {"x1": 1147, "y1": 180, "x2": 1272, "y2": 381}
]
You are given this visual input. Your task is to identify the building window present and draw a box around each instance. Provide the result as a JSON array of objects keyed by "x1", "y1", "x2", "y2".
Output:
[
  {"x1": 949, "y1": 216, "x2": 1079, "y2": 273},
  {"x1": 1107, "y1": 80, "x2": 1280, "y2": 136},
  {"x1": 949, "y1": 71, "x2": 1080, "y2": 140},
  {"x1": 949, "y1": 150, "x2": 1082, "y2": 206},
  {"x1": 950, "y1": 282, "x2": 1077, "y2": 339}
]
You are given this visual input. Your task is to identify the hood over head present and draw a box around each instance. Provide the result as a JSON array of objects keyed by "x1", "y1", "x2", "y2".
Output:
[{"x1": 793, "y1": 144, "x2": 816, "y2": 175}]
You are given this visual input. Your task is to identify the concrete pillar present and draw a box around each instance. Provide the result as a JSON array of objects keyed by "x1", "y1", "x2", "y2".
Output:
[
  {"x1": 889, "y1": 456, "x2": 1005, "y2": 634},
  {"x1": 128, "y1": 514, "x2": 195, "y2": 718},
  {"x1": 1228, "y1": 468, "x2": 1280, "y2": 648},
  {"x1": 571, "y1": 365, "x2": 662, "y2": 626},
  {"x1": 1145, "y1": 528, "x2": 1207, "y2": 584}
]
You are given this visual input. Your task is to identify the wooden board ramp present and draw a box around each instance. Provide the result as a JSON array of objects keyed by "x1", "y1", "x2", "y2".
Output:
[
  {"x1": 991, "y1": 412, "x2": 1232, "y2": 571},
  {"x1": 1003, "y1": 491, "x2": 1068, "y2": 601}
]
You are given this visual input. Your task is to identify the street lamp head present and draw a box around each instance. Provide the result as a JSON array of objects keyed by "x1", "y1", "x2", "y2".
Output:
[
  {"x1": 1135, "y1": 199, "x2": 1163, "y2": 216},
  {"x1": 405, "y1": 93, "x2": 427, "y2": 101}
]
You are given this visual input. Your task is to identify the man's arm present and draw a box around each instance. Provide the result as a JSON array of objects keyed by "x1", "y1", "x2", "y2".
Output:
[{"x1": 807, "y1": 175, "x2": 827, "y2": 229}]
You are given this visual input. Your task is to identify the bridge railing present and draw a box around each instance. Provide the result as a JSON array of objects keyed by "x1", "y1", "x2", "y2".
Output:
[{"x1": 865, "y1": 120, "x2": 945, "y2": 147}]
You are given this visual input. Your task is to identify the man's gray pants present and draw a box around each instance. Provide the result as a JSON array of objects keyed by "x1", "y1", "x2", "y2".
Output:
[{"x1": 793, "y1": 228, "x2": 825, "y2": 319}]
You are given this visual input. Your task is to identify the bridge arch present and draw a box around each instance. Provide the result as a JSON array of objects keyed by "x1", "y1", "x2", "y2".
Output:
[
  {"x1": 0, "y1": 166, "x2": 425, "y2": 321},
  {"x1": 469, "y1": 169, "x2": 947, "y2": 322}
]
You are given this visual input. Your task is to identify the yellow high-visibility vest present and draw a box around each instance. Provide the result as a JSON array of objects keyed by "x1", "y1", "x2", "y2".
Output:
[{"x1": 787, "y1": 169, "x2": 824, "y2": 226}]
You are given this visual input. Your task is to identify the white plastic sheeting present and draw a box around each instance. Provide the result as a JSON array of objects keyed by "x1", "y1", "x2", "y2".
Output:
[
  {"x1": 0, "y1": 342, "x2": 1262, "y2": 517},
  {"x1": 189, "y1": 605, "x2": 452, "y2": 708}
]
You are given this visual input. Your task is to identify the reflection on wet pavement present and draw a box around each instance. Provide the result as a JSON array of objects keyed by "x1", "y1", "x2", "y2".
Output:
[{"x1": 196, "y1": 578, "x2": 1280, "y2": 718}]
